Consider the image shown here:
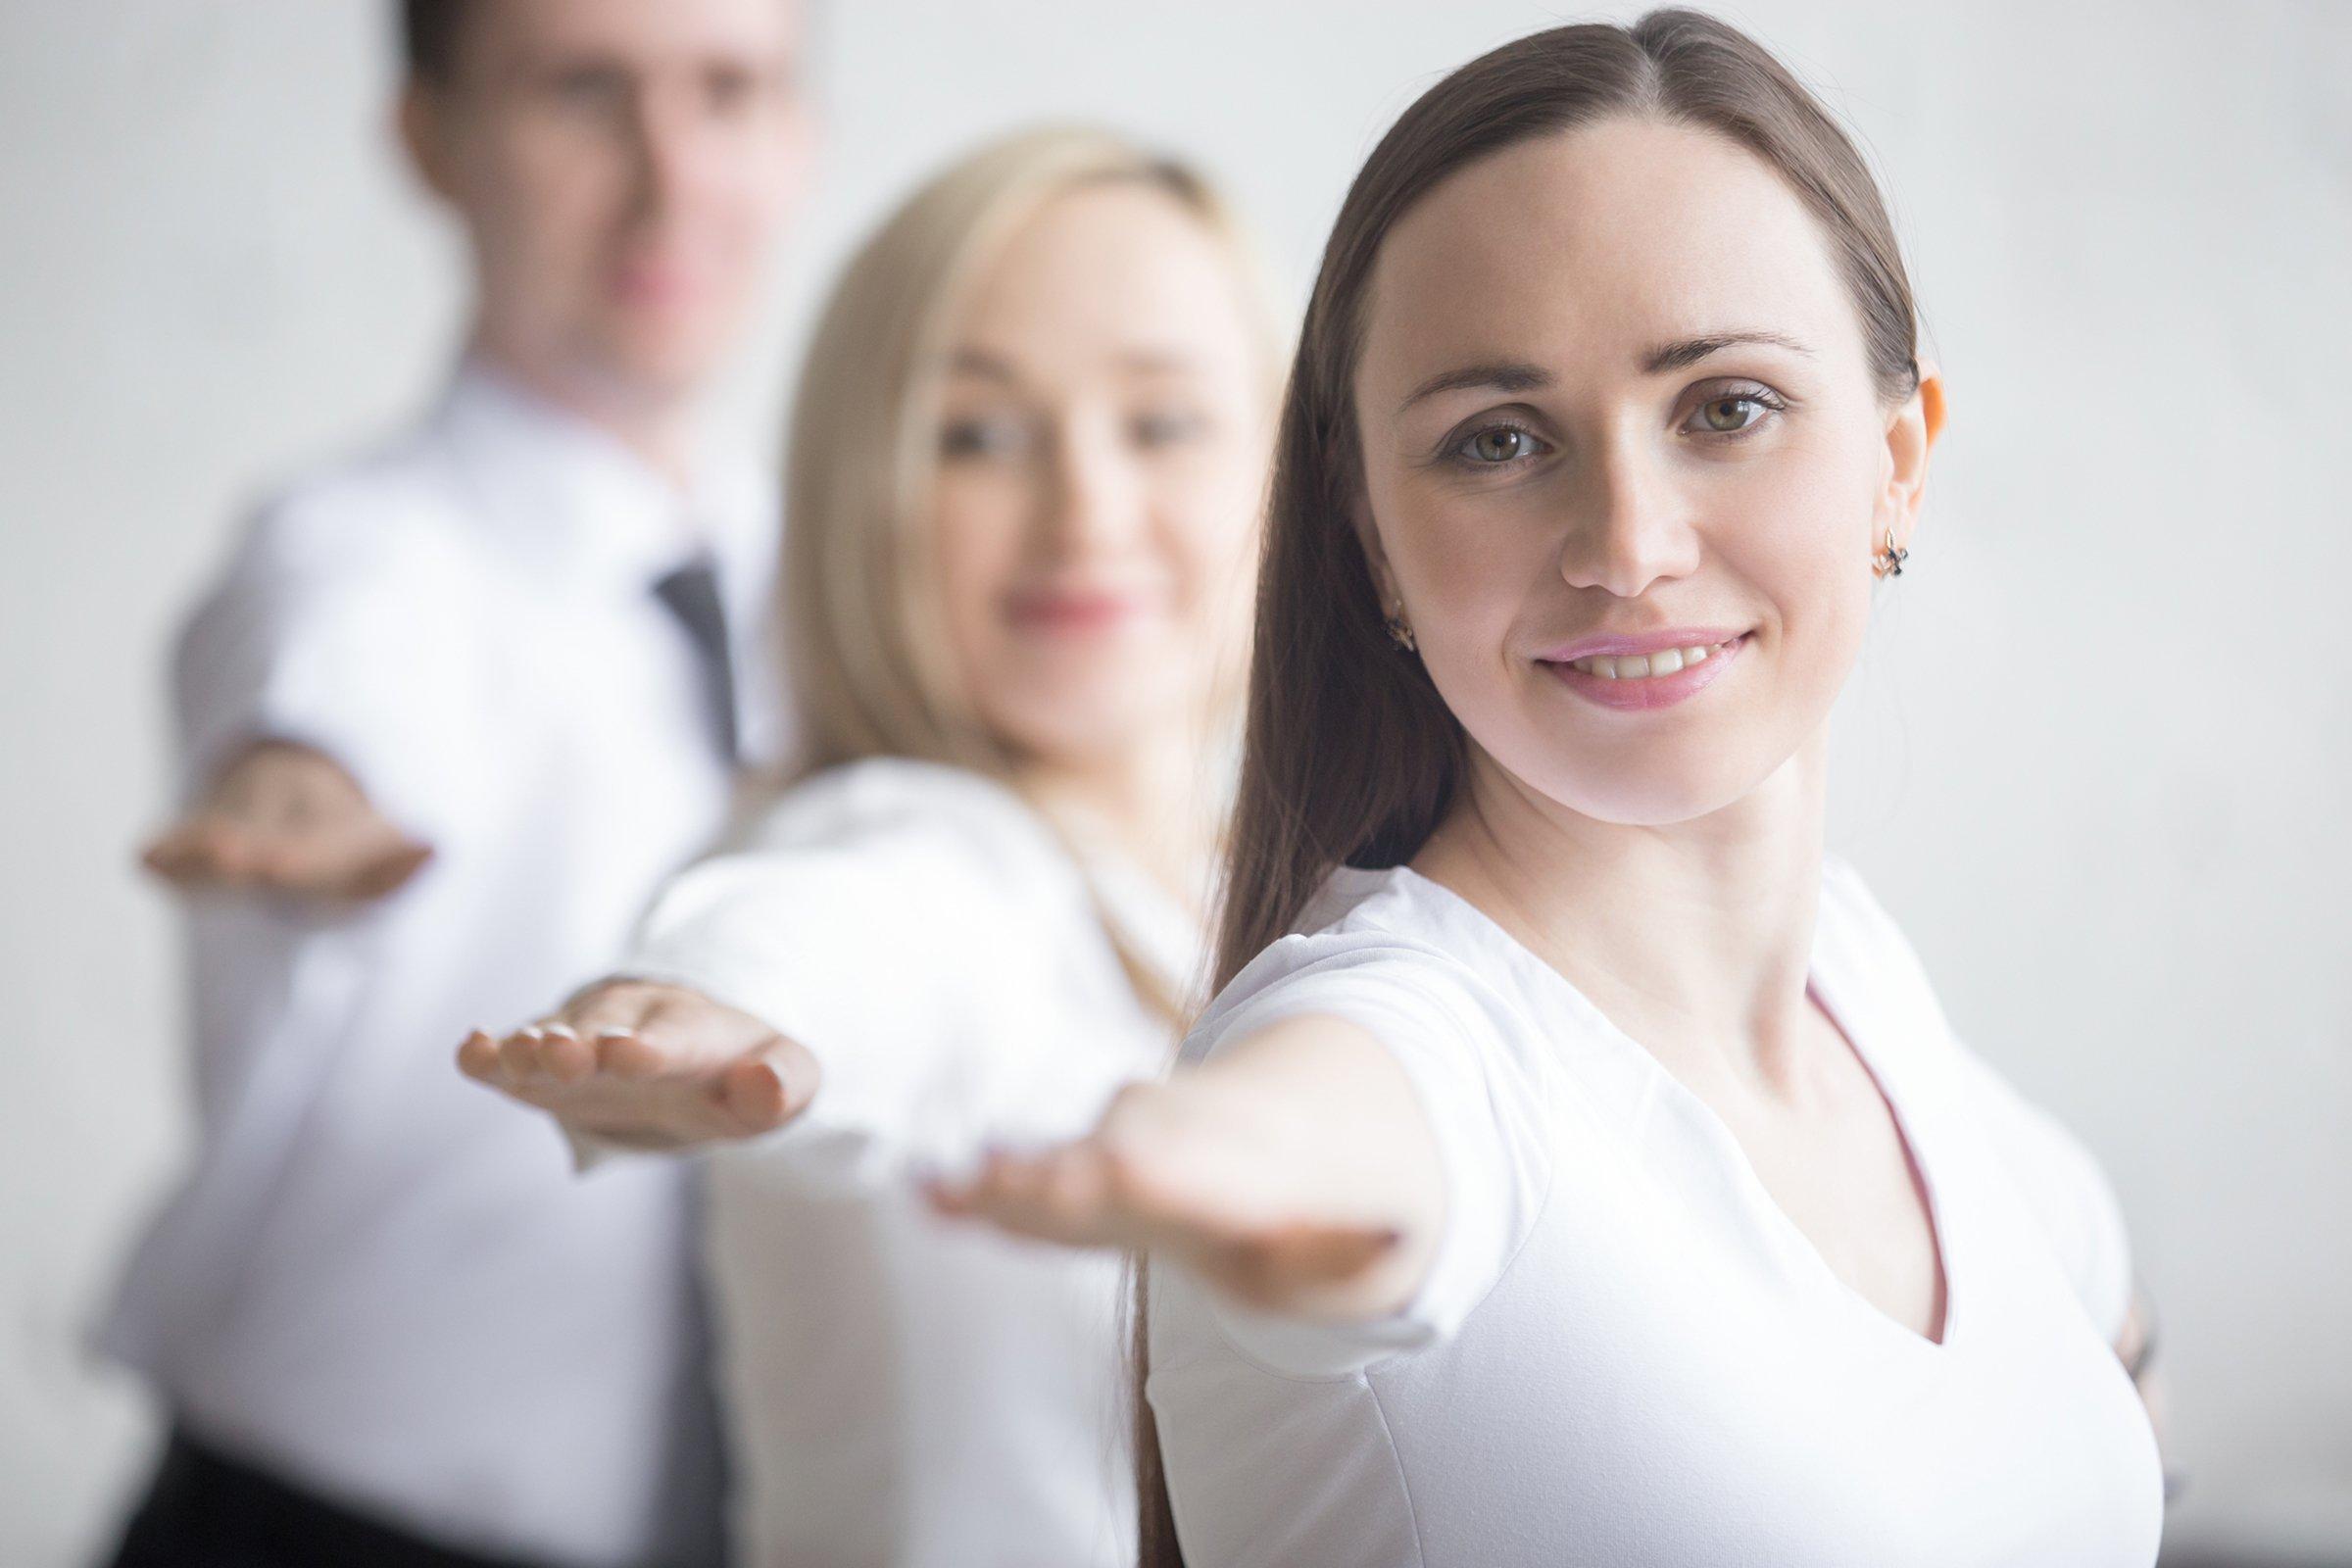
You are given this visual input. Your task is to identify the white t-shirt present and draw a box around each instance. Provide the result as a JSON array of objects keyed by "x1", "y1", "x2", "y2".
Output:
[
  {"x1": 615, "y1": 758, "x2": 1207, "y2": 1568},
  {"x1": 1148, "y1": 855, "x2": 2163, "y2": 1568}
]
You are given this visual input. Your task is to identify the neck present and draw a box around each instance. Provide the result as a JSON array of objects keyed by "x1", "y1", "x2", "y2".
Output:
[
  {"x1": 1016, "y1": 725, "x2": 1229, "y2": 920},
  {"x1": 469, "y1": 330, "x2": 703, "y2": 487},
  {"x1": 1412, "y1": 728, "x2": 1832, "y2": 1095}
]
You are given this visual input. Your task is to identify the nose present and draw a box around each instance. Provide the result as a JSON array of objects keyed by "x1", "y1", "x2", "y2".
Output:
[
  {"x1": 1553, "y1": 432, "x2": 1702, "y2": 599},
  {"x1": 624, "y1": 81, "x2": 718, "y2": 220},
  {"x1": 1035, "y1": 416, "x2": 1146, "y2": 563}
]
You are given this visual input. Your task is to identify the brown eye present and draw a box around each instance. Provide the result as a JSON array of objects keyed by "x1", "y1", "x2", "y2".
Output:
[{"x1": 941, "y1": 417, "x2": 1028, "y2": 460}]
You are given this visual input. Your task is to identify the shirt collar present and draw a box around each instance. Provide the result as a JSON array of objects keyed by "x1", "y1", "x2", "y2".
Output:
[{"x1": 432, "y1": 355, "x2": 767, "y2": 590}]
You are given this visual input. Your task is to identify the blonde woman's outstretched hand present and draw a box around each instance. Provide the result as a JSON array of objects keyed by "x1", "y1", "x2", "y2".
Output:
[
  {"x1": 925, "y1": 1017, "x2": 1446, "y2": 1320},
  {"x1": 458, "y1": 980, "x2": 818, "y2": 1152}
]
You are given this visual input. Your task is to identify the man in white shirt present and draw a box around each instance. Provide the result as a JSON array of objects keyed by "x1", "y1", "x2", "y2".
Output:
[{"x1": 99, "y1": 3, "x2": 810, "y2": 1565}]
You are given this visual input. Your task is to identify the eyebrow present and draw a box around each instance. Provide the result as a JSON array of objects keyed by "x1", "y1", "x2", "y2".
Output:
[
  {"x1": 1395, "y1": 361, "x2": 1552, "y2": 416},
  {"x1": 1394, "y1": 330, "x2": 1815, "y2": 416},
  {"x1": 1640, "y1": 329, "x2": 1815, "y2": 374},
  {"x1": 948, "y1": 349, "x2": 1016, "y2": 381},
  {"x1": 948, "y1": 346, "x2": 1208, "y2": 381}
]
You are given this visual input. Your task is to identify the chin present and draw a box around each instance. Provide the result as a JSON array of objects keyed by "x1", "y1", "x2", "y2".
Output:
[
  {"x1": 994, "y1": 690, "x2": 1183, "y2": 769},
  {"x1": 1502, "y1": 740, "x2": 1768, "y2": 829},
  {"x1": 579, "y1": 320, "x2": 734, "y2": 405}
]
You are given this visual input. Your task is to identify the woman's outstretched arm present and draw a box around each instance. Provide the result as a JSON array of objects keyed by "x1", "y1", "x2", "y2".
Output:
[
  {"x1": 457, "y1": 979, "x2": 820, "y2": 1152},
  {"x1": 928, "y1": 1012, "x2": 1447, "y2": 1321}
]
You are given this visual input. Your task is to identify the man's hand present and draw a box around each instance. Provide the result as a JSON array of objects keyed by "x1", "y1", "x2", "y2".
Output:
[
  {"x1": 458, "y1": 980, "x2": 818, "y2": 1151},
  {"x1": 141, "y1": 741, "x2": 433, "y2": 902}
]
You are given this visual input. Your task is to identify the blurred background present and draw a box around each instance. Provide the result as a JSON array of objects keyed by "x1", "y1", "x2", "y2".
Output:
[{"x1": 1, "y1": 0, "x2": 2345, "y2": 1562}]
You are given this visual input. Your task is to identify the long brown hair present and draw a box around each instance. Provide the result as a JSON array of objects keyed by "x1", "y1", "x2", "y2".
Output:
[{"x1": 1134, "y1": 12, "x2": 1926, "y2": 1561}]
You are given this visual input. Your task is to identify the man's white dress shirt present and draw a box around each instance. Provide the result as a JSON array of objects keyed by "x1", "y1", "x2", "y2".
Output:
[{"x1": 99, "y1": 361, "x2": 779, "y2": 1566}]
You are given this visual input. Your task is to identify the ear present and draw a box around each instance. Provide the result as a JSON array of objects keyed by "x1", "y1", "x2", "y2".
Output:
[
  {"x1": 396, "y1": 81, "x2": 461, "y2": 206},
  {"x1": 1877, "y1": 356, "x2": 1945, "y2": 552}
]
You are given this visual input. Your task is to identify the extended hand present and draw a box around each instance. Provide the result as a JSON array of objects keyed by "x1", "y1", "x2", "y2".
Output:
[
  {"x1": 924, "y1": 1081, "x2": 1406, "y2": 1314},
  {"x1": 141, "y1": 741, "x2": 433, "y2": 902},
  {"x1": 458, "y1": 980, "x2": 819, "y2": 1151}
]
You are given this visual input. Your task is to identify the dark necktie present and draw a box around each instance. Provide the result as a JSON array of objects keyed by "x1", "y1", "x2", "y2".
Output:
[{"x1": 653, "y1": 553, "x2": 740, "y2": 763}]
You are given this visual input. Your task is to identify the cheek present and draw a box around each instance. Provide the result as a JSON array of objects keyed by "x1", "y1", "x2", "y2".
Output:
[
  {"x1": 1385, "y1": 488, "x2": 1547, "y2": 652},
  {"x1": 1726, "y1": 437, "x2": 1881, "y2": 660},
  {"x1": 930, "y1": 477, "x2": 1031, "y2": 658},
  {"x1": 478, "y1": 137, "x2": 621, "y2": 270}
]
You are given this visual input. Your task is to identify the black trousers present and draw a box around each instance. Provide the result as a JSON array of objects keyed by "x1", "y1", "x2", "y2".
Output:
[{"x1": 103, "y1": 1428, "x2": 562, "y2": 1568}]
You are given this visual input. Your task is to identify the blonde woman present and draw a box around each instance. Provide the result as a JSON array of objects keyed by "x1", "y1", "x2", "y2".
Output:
[
  {"x1": 458, "y1": 127, "x2": 1279, "y2": 1566},
  {"x1": 937, "y1": 15, "x2": 2166, "y2": 1568}
]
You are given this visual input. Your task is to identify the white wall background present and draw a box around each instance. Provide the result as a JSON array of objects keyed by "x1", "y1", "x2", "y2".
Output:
[{"x1": 3, "y1": 1, "x2": 2345, "y2": 1562}]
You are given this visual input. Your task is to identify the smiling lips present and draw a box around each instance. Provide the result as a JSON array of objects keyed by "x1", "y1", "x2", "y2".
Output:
[
  {"x1": 1538, "y1": 629, "x2": 1751, "y2": 710},
  {"x1": 1004, "y1": 588, "x2": 1144, "y2": 633}
]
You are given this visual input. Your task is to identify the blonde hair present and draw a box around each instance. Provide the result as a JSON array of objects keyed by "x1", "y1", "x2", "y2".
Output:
[
  {"x1": 770, "y1": 124, "x2": 1283, "y2": 1019},
  {"x1": 780, "y1": 123, "x2": 1280, "y2": 781}
]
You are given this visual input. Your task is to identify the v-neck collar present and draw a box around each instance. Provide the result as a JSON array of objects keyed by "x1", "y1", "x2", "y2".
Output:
[{"x1": 1374, "y1": 860, "x2": 1963, "y2": 1355}]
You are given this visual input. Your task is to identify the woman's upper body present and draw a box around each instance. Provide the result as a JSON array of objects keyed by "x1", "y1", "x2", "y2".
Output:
[
  {"x1": 459, "y1": 127, "x2": 1279, "y2": 1566},
  {"x1": 1143, "y1": 851, "x2": 2160, "y2": 1568},
  {"x1": 616, "y1": 755, "x2": 1201, "y2": 1568},
  {"x1": 933, "y1": 16, "x2": 2166, "y2": 1568}
]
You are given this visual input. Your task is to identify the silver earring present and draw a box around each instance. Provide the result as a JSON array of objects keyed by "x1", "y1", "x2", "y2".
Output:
[
  {"x1": 1872, "y1": 525, "x2": 1910, "y2": 579},
  {"x1": 1383, "y1": 601, "x2": 1417, "y2": 652}
]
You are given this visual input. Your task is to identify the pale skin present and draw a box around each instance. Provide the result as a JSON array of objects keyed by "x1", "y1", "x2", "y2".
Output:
[
  {"x1": 931, "y1": 117, "x2": 2167, "y2": 1438},
  {"x1": 460, "y1": 181, "x2": 1274, "y2": 1151},
  {"x1": 141, "y1": 0, "x2": 808, "y2": 903}
]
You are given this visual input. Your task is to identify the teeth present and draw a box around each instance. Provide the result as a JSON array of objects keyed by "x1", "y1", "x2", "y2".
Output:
[{"x1": 1565, "y1": 639, "x2": 1734, "y2": 679}]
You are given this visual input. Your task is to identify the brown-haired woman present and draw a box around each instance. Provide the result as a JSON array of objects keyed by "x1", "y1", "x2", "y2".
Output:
[{"x1": 935, "y1": 13, "x2": 2166, "y2": 1565}]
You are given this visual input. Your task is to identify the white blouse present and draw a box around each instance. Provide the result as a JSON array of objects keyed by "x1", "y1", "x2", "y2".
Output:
[
  {"x1": 1148, "y1": 854, "x2": 2162, "y2": 1568},
  {"x1": 614, "y1": 758, "x2": 1205, "y2": 1568}
]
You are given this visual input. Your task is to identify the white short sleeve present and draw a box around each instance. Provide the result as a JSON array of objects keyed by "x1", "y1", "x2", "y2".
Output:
[
  {"x1": 1179, "y1": 936, "x2": 1555, "y2": 1378},
  {"x1": 174, "y1": 483, "x2": 490, "y2": 843},
  {"x1": 1949, "y1": 1038, "x2": 2136, "y2": 1344},
  {"x1": 611, "y1": 761, "x2": 1139, "y2": 1183}
]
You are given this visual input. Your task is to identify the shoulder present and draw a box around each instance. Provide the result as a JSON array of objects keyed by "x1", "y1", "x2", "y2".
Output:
[
  {"x1": 1184, "y1": 868, "x2": 1526, "y2": 1074},
  {"x1": 214, "y1": 427, "x2": 481, "y2": 604},
  {"x1": 732, "y1": 759, "x2": 1069, "y2": 896}
]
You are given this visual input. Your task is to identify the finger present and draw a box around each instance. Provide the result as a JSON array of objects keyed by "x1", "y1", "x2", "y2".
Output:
[
  {"x1": 499, "y1": 1027, "x2": 549, "y2": 1084},
  {"x1": 140, "y1": 822, "x2": 214, "y2": 883},
  {"x1": 158, "y1": 821, "x2": 249, "y2": 887},
  {"x1": 951, "y1": 1145, "x2": 1125, "y2": 1249},
  {"x1": 564, "y1": 981, "x2": 655, "y2": 1039},
  {"x1": 345, "y1": 839, "x2": 435, "y2": 900},
  {"x1": 714, "y1": 1058, "x2": 787, "y2": 1131},
  {"x1": 713, "y1": 1038, "x2": 817, "y2": 1134},
  {"x1": 534, "y1": 1022, "x2": 596, "y2": 1082},
  {"x1": 596, "y1": 1027, "x2": 669, "y2": 1080},
  {"x1": 921, "y1": 1171, "x2": 976, "y2": 1216},
  {"x1": 456, "y1": 1029, "x2": 502, "y2": 1083}
]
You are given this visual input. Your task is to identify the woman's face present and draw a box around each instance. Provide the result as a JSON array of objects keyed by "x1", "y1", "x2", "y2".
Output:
[
  {"x1": 929, "y1": 181, "x2": 1271, "y2": 768},
  {"x1": 1351, "y1": 117, "x2": 1938, "y2": 828}
]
